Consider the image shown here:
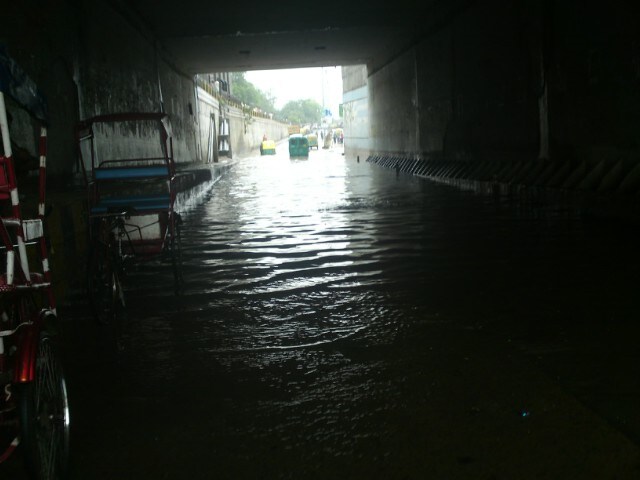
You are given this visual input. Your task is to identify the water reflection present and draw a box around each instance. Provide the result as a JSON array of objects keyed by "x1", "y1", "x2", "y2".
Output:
[
  {"x1": 55, "y1": 144, "x2": 640, "y2": 479},
  {"x1": 152, "y1": 148, "x2": 408, "y2": 354}
]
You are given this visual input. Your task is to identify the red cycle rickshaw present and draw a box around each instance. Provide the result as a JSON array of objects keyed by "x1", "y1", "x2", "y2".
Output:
[{"x1": 0, "y1": 47, "x2": 70, "y2": 479}]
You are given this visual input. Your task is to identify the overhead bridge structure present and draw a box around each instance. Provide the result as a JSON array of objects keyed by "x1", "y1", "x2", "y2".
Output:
[{"x1": 4, "y1": 0, "x2": 640, "y2": 216}]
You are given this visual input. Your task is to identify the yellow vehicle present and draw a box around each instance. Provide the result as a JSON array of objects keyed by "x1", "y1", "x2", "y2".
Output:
[
  {"x1": 260, "y1": 140, "x2": 276, "y2": 155},
  {"x1": 305, "y1": 133, "x2": 318, "y2": 150},
  {"x1": 287, "y1": 125, "x2": 300, "y2": 135}
]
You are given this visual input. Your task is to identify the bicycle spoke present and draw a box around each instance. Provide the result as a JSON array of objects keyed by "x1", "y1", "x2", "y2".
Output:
[
  {"x1": 44, "y1": 423, "x2": 57, "y2": 480},
  {"x1": 18, "y1": 334, "x2": 69, "y2": 480}
]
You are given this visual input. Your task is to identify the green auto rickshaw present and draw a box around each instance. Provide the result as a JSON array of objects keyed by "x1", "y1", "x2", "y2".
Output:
[{"x1": 288, "y1": 134, "x2": 309, "y2": 157}]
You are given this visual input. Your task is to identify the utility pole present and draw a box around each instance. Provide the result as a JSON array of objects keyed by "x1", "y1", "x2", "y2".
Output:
[{"x1": 321, "y1": 67, "x2": 326, "y2": 112}]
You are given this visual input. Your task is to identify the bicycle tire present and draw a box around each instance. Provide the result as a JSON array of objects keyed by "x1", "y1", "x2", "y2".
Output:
[
  {"x1": 170, "y1": 213, "x2": 184, "y2": 295},
  {"x1": 86, "y1": 240, "x2": 126, "y2": 328},
  {"x1": 18, "y1": 332, "x2": 70, "y2": 480}
]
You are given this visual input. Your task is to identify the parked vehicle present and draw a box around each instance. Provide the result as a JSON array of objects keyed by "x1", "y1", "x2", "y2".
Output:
[
  {"x1": 305, "y1": 133, "x2": 318, "y2": 149},
  {"x1": 288, "y1": 134, "x2": 309, "y2": 157},
  {"x1": 77, "y1": 112, "x2": 184, "y2": 346},
  {"x1": 0, "y1": 47, "x2": 70, "y2": 479}
]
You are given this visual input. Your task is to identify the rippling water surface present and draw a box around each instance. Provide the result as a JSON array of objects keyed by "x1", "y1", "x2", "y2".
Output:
[
  {"x1": 28, "y1": 145, "x2": 640, "y2": 479},
  {"x1": 128, "y1": 148, "x2": 438, "y2": 355}
]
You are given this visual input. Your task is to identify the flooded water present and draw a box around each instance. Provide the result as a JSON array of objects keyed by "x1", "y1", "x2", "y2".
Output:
[{"x1": 5, "y1": 143, "x2": 640, "y2": 479}]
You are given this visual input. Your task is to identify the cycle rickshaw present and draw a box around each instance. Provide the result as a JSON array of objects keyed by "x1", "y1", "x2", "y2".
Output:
[
  {"x1": 0, "y1": 48, "x2": 70, "y2": 478},
  {"x1": 77, "y1": 112, "x2": 183, "y2": 329}
]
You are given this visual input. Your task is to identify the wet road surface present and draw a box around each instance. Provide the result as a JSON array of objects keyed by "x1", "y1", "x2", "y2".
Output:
[{"x1": 4, "y1": 142, "x2": 640, "y2": 478}]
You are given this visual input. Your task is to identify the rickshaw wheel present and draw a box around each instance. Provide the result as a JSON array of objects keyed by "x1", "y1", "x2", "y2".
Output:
[
  {"x1": 19, "y1": 332, "x2": 70, "y2": 480},
  {"x1": 171, "y1": 213, "x2": 184, "y2": 295},
  {"x1": 87, "y1": 241, "x2": 126, "y2": 328}
]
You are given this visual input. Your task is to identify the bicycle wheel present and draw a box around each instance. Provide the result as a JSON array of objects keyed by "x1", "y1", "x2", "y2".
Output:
[
  {"x1": 170, "y1": 213, "x2": 183, "y2": 295},
  {"x1": 86, "y1": 240, "x2": 126, "y2": 328},
  {"x1": 19, "y1": 333, "x2": 70, "y2": 480}
]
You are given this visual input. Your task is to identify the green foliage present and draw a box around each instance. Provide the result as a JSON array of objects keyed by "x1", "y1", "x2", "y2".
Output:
[
  {"x1": 279, "y1": 99, "x2": 322, "y2": 125},
  {"x1": 225, "y1": 73, "x2": 322, "y2": 124},
  {"x1": 230, "y1": 72, "x2": 276, "y2": 113}
]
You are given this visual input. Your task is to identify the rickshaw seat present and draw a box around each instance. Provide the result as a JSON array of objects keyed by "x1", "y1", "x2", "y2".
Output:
[
  {"x1": 90, "y1": 194, "x2": 171, "y2": 214},
  {"x1": 94, "y1": 165, "x2": 170, "y2": 181}
]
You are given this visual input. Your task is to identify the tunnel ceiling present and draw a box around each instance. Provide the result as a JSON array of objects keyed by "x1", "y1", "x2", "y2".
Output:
[{"x1": 126, "y1": 0, "x2": 456, "y2": 74}]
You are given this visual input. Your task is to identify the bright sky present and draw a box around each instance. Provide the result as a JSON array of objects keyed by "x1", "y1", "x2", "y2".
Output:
[{"x1": 246, "y1": 67, "x2": 342, "y2": 118}]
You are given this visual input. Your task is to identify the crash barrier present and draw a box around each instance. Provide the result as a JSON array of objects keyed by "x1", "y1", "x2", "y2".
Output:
[
  {"x1": 367, "y1": 155, "x2": 640, "y2": 195},
  {"x1": 367, "y1": 154, "x2": 640, "y2": 217}
]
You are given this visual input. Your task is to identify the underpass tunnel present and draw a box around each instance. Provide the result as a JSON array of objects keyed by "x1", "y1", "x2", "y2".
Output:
[
  {"x1": 3, "y1": 0, "x2": 638, "y2": 305},
  {"x1": 2, "y1": 1, "x2": 640, "y2": 478},
  {"x1": 4, "y1": 1, "x2": 640, "y2": 205}
]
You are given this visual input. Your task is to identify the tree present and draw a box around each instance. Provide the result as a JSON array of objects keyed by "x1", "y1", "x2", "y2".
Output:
[
  {"x1": 279, "y1": 99, "x2": 322, "y2": 125},
  {"x1": 229, "y1": 72, "x2": 276, "y2": 113}
]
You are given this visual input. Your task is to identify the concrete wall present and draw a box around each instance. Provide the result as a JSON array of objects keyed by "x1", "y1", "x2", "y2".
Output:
[
  {"x1": 230, "y1": 110, "x2": 289, "y2": 156},
  {"x1": 369, "y1": 0, "x2": 540, "y2": 163},
  {"x1": 3, "y1": 0, "x2": 289, "y2": 181},
  {"x1": 2, "y1": 0, "x2": 199, "y2": 182},
  {"x1": 414, "y1": 23, "x2": 452, "y2": 158},
  {"x1": 369, "y1": 50, "x2": 419, "y2": 157},
  {"x1": 342, "y1": 65, "x2": 368, "y2": 92},
  {"x1": 445, "y1": 1, "x2": 540, "y2": 161},
  {"x1": 74, "y1": 0, "x2": 199, "y2": 174},
  {"x1": 548, "y1": 2, "x2": 640, "y2": 164},
  {"x1": 342, "y1": 65, "x2": 370, "y2": 159},
  {"x1": 196, "y1": 89, "x2": 221, "y2": 163},
  {"x1": 367, "y1": 0, "x2": 640, "y2": 166},
  {"x1": 196, "y1": 87, "x2": 289, "y2": 161},
  {"x1": 1, "y1": 0, "x2": 288, "y2": 303},
  {"x1": 3, "y1": 1, "x2": 81, "y2": 181}
]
